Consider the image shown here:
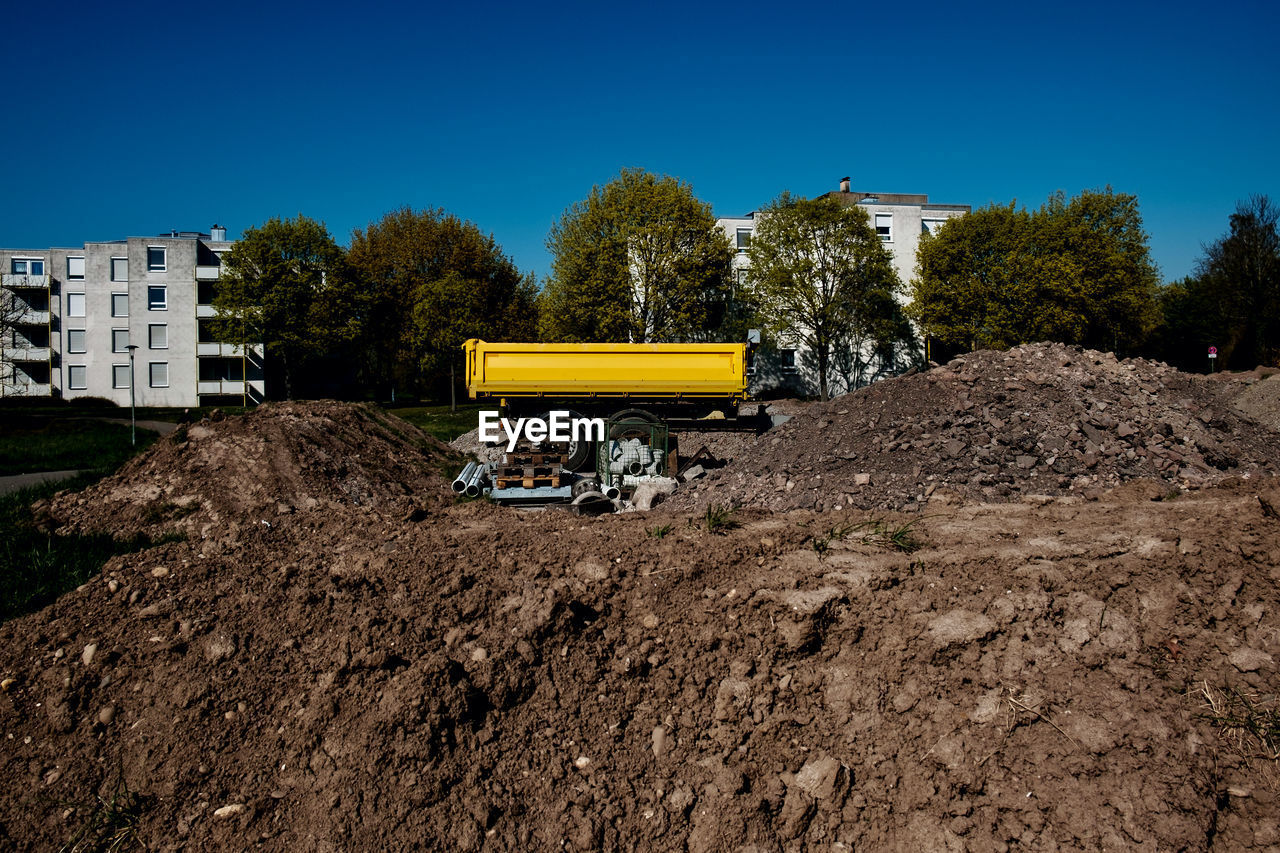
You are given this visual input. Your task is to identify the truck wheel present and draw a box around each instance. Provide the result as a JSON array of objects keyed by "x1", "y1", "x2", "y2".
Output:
[
  {"x1": 537, "y1": 409, "x2": 594, "y2": 472},
  {"x1": 608, "y1": 408, "x2": 661, "y2": 441},
  {"x1": 564, "y1": 435, "x2": 595, "y2": 472}
]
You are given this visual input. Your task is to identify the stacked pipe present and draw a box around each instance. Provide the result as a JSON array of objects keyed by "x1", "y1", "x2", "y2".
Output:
[
  {"x1": 607, "y1": 439, "x2": 660, "y2": 477},
  {"x1": 451, "y1": 462, "x2": 489, "y2": 497}
]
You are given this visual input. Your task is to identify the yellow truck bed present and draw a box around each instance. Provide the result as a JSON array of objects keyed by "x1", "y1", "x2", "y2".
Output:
[{"x1": 463, "y1": 340, "x2": 748, "y2": 405}]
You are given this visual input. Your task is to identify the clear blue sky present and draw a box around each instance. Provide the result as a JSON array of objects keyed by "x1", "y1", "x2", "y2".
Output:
[{"x1": 4, "y1": 0, "x2": 1276, "y2": 285}]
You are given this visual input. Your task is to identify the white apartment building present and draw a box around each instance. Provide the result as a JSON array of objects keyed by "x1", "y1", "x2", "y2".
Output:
[
  {"x1": 720, "y1": 177, "x2": 970, "y2": 396},
  {"x1": 1, "y1": 227, "x2": 264, "y2": 407}
]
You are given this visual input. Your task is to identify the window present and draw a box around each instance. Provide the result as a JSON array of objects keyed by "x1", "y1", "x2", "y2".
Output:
[
  {"x1": 112, "y1": 364, "x2": 131, "y2": 389},
  {"x1": 111, "y1": 257, "x2": 128, "y2": 281},
  {"x1": 736, "y1": 228, "x2": 752, "y2": 253},
  {"x1": 11, "y1": 258, "x2": 44, "y2": 275},
  {"x1": 922, "y1": 218, "x2": 946, "y2": 236},
  {"x1": 875, "y1": 213, "x2": 893, "y2": 242},
  {"x1": 147, "y1": 247, "x2": 166, "y2": 272},
  {"x1": 67, "y1": 329, "x2": 87, "y2": 353},
  {"x1": 112, "y1": 329, "x2": 130, "y2": 353},
  {"x1": 779, "y1": 348, "x2": 798, "y2": 372},
  {"x1": 149, "y1": 323, "x2": 167, "y2": 349},
  {"x1": 68, "y1": 365, "x2": 88, "y2": 390},
  {"x1": 67, "y1": 293, "x2": 86, "y2": 317},
  {"x1": 149, "y1": 362, "x2": 169, "y2": 388},
  {"x1": 67, "y1": 256, "x2": 85, "y2": 280},
  {"x1": 112, "y1": 293, "x2": 128, "y2": 317},
  {"x1": 148, "y1": 286, "x2": 167, "y2": 310}
]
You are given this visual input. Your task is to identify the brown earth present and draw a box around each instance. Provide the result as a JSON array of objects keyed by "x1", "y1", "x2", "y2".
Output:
[
  {"x1": 1, "y1": 379, "x2": 1279, "y2": 850},
  {"x1": 674, "y1": 343, "x2": 1280, "y2": 514},
  {"x1": 1227, "y1": 373, "x2": 1280, "y2": 434},
  {"x1": 42, "y1": 400, "x2": 457, "y2": 541}
]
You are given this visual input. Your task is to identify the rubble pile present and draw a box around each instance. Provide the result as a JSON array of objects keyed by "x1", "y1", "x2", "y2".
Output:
[
  {"x1": 678, "y1": 342, "x2": 1280, "y2": 512},
  {"x1": 2, "y1": 396, "x2": 1279, "y2": 849},
  {"x1": 46, "y1": 401, "x2": 455, "y2": 537}
]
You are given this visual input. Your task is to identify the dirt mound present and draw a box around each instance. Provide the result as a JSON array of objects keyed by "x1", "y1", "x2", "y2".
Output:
[
  {"x1": 676, "y1": 343, "x2": 1280, "y2": 513},
  {"x1": 2, "y1": 478, "x2": 1279, "y2": 850},
  {"x1": 45, "y1": 401, "x2": 455, "y2": 537},
  {"x1": 1229, "y1": 374, "x2": 1280, "y2": 433}
]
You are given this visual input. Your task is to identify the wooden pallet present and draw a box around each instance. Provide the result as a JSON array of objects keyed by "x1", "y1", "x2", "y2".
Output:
[
  {"x1": 495, "y1": 465, "x2": 559, "y2": 479},
  {"x1": 503, "y1": 452, "x2": 569, "y2": 467},
  {"x1": 493, "y1": 474, "x2": 562, "y2": 489}
]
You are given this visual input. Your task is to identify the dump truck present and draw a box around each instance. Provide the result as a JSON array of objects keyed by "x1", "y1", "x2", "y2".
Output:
[
  {"x1": 463, "y1": 338, "x2": 754, "y2": 471},
  {"x1": 462, "y1": 339, "x2": 751, "y2": 418}
]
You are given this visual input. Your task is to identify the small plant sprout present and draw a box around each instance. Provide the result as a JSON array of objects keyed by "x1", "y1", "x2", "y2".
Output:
[{"x1": 702, "y1": 503, "x2": 739, "y2": 535}]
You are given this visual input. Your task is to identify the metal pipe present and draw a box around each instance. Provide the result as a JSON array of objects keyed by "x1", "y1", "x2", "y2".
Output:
[
  {"x1": 603, "y1": 483, "x2": 621, "y2": 500},
  {"x1": 452, "y1": 462, "x2": 479, "y2": 493},
  {"x1": 464, "y1": 464, "x2": 488, "y2": 497}
]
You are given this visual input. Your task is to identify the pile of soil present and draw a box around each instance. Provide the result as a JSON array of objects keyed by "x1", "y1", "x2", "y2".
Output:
[
  {"x1": 2, "y1": 471, "x2": 1279, "y2": 849},
  {"x1": 677, "y1": 343, "x2": 1280, "y2": 513},
  {"x1": 1229, "y1": 373, "x2": 1280, "y2": 433},
  {"x1": 44, "y1": 401, "x2": 455, "y2": 538},
  {"x1": 2, "y1": 389, "x2": 1279, "y2": 850}
]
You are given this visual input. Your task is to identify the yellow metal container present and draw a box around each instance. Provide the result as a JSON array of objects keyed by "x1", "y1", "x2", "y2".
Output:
[{"x1": 463, "y1": 340, "x2": 748, "y2": 405}]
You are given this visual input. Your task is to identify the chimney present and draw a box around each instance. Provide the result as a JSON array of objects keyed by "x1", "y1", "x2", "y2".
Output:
[
  {"x1": 211, "y1": 224, "x2": 227, "y2": 241},
  {"x1": 839, "y1": 176, "x2": 851, "y2": 193}
]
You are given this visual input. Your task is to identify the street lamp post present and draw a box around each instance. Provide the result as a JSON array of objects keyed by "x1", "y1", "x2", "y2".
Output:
[{"x1": 126, "y1": 344, "x2": 139, "y2": 446}]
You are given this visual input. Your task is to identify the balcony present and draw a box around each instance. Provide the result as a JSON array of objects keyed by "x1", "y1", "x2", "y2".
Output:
[
  {"x1": 3, "y1": 382, "x2": 52, "y2": 397},
  {"x1": 197, "y1": 341, "x2": 264, "y2": 357},
  {"x1": 196, "y1": 304, "x2": 218, "y2": 318},
  {"x1": 3, "y1": 345, "x2": 51, "y2": 362},
  {"x1": 198, "y1": 379, "x2": 246, "y2": 395},
  {"x1": 12, "y1": 309, "x2": 51, "y2": 325},
  {"x1": 198, "y1": 342, "x2": 243, "y2": 357},
  {"x1": 195, "y1": 265, "x2": 221, "y2": 280},
  {"x1": 2, "y1": 273, "x2": 50, "y2": 289}
]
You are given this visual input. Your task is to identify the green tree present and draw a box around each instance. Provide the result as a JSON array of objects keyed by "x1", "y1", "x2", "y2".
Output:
[
  {"x1": 540, "y1": 168, "x2": 734, "y2": 343},
  {"x1": 1190, "y1": 195, "x2": 1280, "y2": 368},
  {"x1": 911, "y1": 188, "x2": 1160, "y2": 354},
  {"x1": 211, "y1": 216, "x2": 356, "y2": 400},
  {"x1": 746, "y1": 192, "x2": 906, "y2": 400},
  {"x1": 348, "y1": 207, "x2": 536, "y2": 400},
  {"x1": 908, "y1": 203, "x2": 1027, "y2": 351},
  {"x1": 1148, "y1": 277, "x2": 1219, "y2": 371}
]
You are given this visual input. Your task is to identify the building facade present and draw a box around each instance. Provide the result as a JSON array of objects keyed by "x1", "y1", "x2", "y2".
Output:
[
  {"x1": 720, "y1": 177, "x2": 970, "y2": 396},
  {"x1": 1, "y1": 227, "x2": 264, "y2": 407}
]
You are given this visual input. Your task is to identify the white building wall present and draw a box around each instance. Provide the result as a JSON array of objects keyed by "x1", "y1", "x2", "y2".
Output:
[
  {"x1": 718, "y1": 185, "x2": 970, "y2": 397},
  {"x1": 4, "y1": 228, "x2": 262, "y2": 407}
]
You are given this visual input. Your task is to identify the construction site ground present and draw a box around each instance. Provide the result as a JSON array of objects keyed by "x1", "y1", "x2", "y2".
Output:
[{"x1": 2, "y1": 346, "x2": 1280, "y2": 851}]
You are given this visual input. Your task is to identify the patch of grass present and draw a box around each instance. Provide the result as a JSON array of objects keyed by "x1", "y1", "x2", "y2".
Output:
[
  {"x1": 809, "y1": 516, "x2": 927, "y2": 554},
  {"x1": 648, "y1": 523, "x2": 674, "y2": 539},
  {"x1": 0, "y1": 416, "x2": 158, "y2": 476},
  {"x1": 0, "y1": 477, "x2": 181, "y2": 623},
  {"x1": 384, "y1": 403, "x2": 486, "y2": 443},
  {"x1": 59, "y1": 774, "x2": 147, "y2": 853},
  {"x1": 1200, "y1": 682, "x2": 1280, "y2": 765},
  {"x1": 856, "y1": 517, "x2": 926, "y2": 552},
  {"x1": 812, "y1": 520, "x2": 860, "y2": 556},
  {"x1": 702, "y1": 503, "x2": 740, "y2": 535}
]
